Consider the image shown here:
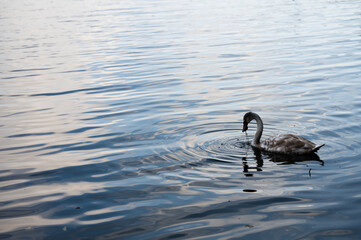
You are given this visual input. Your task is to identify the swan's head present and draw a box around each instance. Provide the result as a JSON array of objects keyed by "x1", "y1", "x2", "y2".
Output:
[{"x1": 242, "y1": 111, "x2": 253, "y2": 132}]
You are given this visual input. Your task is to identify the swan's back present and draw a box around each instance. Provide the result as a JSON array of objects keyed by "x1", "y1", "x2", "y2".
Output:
[{"x1": 259, "y1": 134, "x2": 324, "y2": 155}]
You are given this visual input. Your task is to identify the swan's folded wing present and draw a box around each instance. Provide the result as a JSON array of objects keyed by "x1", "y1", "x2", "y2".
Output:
[{"x1": 261, "y1": 134, "x2": 316, "y2": 154}]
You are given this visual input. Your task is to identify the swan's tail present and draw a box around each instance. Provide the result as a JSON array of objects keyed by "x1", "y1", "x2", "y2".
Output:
[{"x1": 312, "y1": 144, "x2": 325, "y2": 153}]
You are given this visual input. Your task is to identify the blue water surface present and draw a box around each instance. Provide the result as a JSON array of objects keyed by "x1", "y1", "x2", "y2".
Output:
[{"x1": 1, "y1": 0, "x2": 361, "y2": 239}]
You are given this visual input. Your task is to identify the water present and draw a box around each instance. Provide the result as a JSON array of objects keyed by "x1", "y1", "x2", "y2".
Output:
[{"x1": 1, "y1": 0, "x2": 361, "y2": 239}]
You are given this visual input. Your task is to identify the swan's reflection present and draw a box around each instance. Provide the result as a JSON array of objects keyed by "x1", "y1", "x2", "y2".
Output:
[
  {"x1": 242, "y1": 147, "x2": 263, "y2": 177},
  {"x1": 266, "y1": 151, "x2": 324, "y2": 166}
]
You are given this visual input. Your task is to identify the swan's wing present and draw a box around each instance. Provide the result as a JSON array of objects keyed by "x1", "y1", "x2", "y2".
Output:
[{"x1": 261, "y1": 134, "x2": 316, "y2": 154}]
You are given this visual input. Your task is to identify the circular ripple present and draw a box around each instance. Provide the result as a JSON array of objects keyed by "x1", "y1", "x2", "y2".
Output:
[{"x1": 166, "y1": 122, "x2": 254, "y2": 165}]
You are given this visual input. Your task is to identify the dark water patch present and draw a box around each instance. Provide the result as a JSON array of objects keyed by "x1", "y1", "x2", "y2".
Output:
[
  {"x1": 29, "y1": 85, "x2": 132, "y2": 97},
  {"x1": 1, "y1": 108, "x2": 51, "y2": 118},
  {"x1": 0, "y1": 193, "x2": 63, "y2": 209},
  {"x1": 10, "y1": 68, "x2": 53, "y2": 73},
  {"x1": 0, "y1": 144, "x2": 46, "y2": 152},
  {"x1": 65, "y1": 126, "x2": 101, "y2": 134},
  {"x1": 0, "y1": 233, "x2": 12, "y2": 239},
  {"x1": 0, "y1": 208, "x2": 39, "y2": 219},
  {"x1": 2, "y1": 74, "x2": 40, "y2": 80},
  {"x1": 7, "y1": 132, "x2": 55, "y2": 138},
  {"x1": 59, "y1": 69, "x2": 87, "y2": 74},
  {"x1": 243, "y1": 189, "x2": 257, "y2": 193}
]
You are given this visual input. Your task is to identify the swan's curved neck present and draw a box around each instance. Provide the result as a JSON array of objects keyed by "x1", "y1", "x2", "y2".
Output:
[{"x1": 251, "y1": 113, "x2": 263, "y2": 145}]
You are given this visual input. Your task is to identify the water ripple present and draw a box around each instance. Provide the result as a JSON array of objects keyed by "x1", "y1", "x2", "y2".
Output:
[{"x1": 1, "y1": 0, "x2": 361, "y2": 239}]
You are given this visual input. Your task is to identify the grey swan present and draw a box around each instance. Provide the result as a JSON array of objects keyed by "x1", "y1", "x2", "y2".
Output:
[{"x1": 242, "y1": 112, "x2": 325, "y2": 155}]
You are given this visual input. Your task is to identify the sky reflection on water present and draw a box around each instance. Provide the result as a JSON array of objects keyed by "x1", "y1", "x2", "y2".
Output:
[{"x1": 1, "y1": 0, "x2": 361, "y2": 239}]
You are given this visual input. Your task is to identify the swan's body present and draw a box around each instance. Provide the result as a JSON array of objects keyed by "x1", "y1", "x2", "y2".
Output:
[{"x1": 242, "y1": 112, "x2": 324, "y2": 155}]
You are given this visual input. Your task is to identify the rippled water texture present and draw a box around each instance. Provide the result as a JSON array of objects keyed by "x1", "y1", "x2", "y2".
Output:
[{"x1": 1, "y1": 0, "x2": 361, "y2": 239}]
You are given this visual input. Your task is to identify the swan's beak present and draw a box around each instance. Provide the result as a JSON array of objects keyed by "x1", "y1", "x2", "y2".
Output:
[{"x1": 242, "y1": 122, "x2": 248, "y2": 132}]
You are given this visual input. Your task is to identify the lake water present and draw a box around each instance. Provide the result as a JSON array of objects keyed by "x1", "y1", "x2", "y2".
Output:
[{"x1": 1, "y1": 0, "x2": 361, "y2": 239}]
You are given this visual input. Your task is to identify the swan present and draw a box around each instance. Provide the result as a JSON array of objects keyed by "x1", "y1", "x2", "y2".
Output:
[{"x1": 242, "y1": 112, "x2": 325, "y2": 155}]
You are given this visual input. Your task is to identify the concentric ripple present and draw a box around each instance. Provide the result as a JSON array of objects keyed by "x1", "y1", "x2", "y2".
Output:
[{"x1": 181, "y1": 123, "x2": 249, "y2": 161}]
